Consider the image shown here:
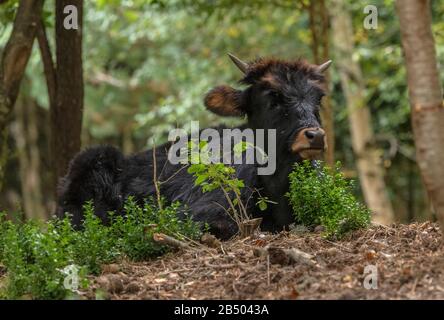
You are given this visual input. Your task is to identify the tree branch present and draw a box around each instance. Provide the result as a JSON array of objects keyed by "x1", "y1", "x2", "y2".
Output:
[
  {"x1": 37, "y1": 17, "x2": 56, "y2": 110},
  {"x1": 0, "y1": 0, "x2": 44, "y2": 191},
  {"x1": 1, "y1": 0, "x2": 44, "y2": 106}
]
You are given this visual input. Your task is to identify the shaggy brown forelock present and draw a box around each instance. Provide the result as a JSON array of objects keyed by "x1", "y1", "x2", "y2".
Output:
[{"x1": 240, "y1": 58, "x2": 326, "y2": 87}]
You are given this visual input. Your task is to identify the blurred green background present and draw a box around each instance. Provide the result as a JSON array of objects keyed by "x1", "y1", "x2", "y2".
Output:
[{"x1": 1, "y1": 0, "x2": 443, "y2": 222}]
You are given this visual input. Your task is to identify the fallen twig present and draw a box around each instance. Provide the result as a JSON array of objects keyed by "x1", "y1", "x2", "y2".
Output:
[
  {"x1": 153, "y1": 233, "x2": 191, "y2": 250},
  {"x1": 204, "y1": 261, "x2": 236, "y2": 269},
  {"x1": 253, "y1": 246, "x2": 317, "y2": 267}
]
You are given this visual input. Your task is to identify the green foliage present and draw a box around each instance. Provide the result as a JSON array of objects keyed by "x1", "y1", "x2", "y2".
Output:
[
  {"x1": 0, "y1": 0, "x2": 17, "y2": 26},
  {"x1": 77, "y1": 2, "x2": 307, "y2": 147},
  {"x1": 68, "y1": 203, "x2": 119, "y2": 274},
  {"x1": 110, "y1": 197, "x2": 202, "y2": 261},
  {"x1": 0, "y1": 217, "x2": 81, "y2": 299},
  {"x1": 187, "y1": 140, "x2": 251, "y2": 227},
  {"x1": 287, "y1": 161, "x2": 370, "y2": 239},
  {"x1": 0, "y1": 199, "x2": 201, "y2": 299},
  {"x1": 2, "y1": 0, "x2": 443, "y2": 237},
  {"x1": 255, "y1": 196, "x2": 277, "y2": 212},
  {"x1": 187, "y1": 140, "x2": 275, "y2": 227},
  {"x1": 189, "y1": 162, "x2": 244, "y2": 194}
]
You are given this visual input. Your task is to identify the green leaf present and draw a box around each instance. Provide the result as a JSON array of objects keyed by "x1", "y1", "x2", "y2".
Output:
[
  {"x1": 258, "y1": 200, "x2": 267, "y2": 211},
  {"x1": 194, "y1": 174, "x2": 208, "y2": 186}
]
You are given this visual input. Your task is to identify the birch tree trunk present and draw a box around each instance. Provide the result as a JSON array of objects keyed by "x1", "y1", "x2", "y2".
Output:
[
  {"x1": 396, "y1": 0, "x2": 444, "y2": 232},
  {"x1": 330, "y1": 0, "x2": 394, "y2": 224}
]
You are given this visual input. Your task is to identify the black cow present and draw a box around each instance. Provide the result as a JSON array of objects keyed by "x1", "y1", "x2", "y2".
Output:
[{"x1": 56, "y1": 54, "x2": 331, "y2": 240}]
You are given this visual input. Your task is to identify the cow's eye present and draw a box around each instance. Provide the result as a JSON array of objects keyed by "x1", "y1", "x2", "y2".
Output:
[
  {"x1": 268, "y1": 91, "x2": 283, "y2": 107},
  {"x1": 269, "y1": 91, "x2": 281, "y2": 99}
]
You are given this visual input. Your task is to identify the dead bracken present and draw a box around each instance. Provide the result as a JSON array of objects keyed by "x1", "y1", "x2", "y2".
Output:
[{"x1": 88, "y1": 222, "x2": 444, "y2": 300}]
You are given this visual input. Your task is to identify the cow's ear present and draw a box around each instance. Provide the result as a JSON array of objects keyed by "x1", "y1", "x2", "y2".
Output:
[{"x1": 204, "y1": 85, "x2": 244, "y2": 117}]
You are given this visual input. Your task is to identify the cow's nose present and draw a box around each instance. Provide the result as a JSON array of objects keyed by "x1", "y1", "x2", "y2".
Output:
[{"x1": 304, "y1": 129, "x2": 325, "y2": 149}]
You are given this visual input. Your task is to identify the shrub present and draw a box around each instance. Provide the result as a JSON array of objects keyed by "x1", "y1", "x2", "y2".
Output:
[
  {"x1": 287, "y1": 160, "x2": 370, "y2": 239},
  {"x1": 0, "y1": 198, "x2": 201, "y2": 299},
  {"x1": 110, "y1": 197, "x2": 202, "y2": 261},
  {"x1": 0, "y1": 218, "x2": 80, "y2": 299}
]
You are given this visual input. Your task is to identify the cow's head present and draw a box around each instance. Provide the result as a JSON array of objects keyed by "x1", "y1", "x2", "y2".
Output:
[{"x1": 204, "y1": 54, "x2": 331, "y2": 160}]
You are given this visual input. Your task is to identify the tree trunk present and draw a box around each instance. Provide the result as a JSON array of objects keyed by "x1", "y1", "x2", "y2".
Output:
[
  {"x1": 52, "y1": 0, "x2": 84, "y2": 184},
  {"x1": 0, "y1": 0, "x2": 44, "y2": 191},
  {"x1": 330, "y1": 0, "x2": 394, "y2": 225},
  {"x1": 12, "y1": 90, "x2": 46, "y2": 220},
  {"x1": 307, "y1": 0, "x2": 335, "y2": 167},
  {"x1": 396, "y1": 0, "x2": 444, "y2": 232}
]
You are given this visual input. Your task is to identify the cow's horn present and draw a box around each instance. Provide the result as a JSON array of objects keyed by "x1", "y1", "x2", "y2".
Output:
[
  {"x1": 317, "y1": 60, "x2": 332, "y2": 73},
  {"x1": 228, "y1": 53, "x2": 249, "y2": 74}
]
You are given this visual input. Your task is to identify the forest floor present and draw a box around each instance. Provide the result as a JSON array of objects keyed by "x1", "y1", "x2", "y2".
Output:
[{"x1": 88, "y1": 222, "x2": 444, "y2": 300}]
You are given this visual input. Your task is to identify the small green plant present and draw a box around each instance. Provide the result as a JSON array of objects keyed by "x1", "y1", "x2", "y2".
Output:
[
  {"x1": 0, "y1": 198, "x2": 201, "y2": 299},
  {"x1": 187, "y1": 140, "x2": 251, "y2": 229},
  {"x1": 110, "y1": 197, "x2": 202, "y2": 261},
  {"x1": 186, "y1": 139, "x2": 272, "y2": 237},
  {"x1": 188, "y1": 162, "x2": 249, "y2": 225},
  {"x1": 287, "y1": 160, "x2": 370, "y2": 239},
  {"x1": 0, "y1": 217, "x2": 86, "y2": 299}
]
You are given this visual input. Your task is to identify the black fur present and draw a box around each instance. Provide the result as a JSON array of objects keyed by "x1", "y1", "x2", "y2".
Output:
[{"x1": 56, "y1": 57, "x2": 326, "y2": 240}]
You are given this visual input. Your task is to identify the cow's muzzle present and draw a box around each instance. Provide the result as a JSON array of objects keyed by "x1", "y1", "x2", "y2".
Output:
[{"x1": 291, "y1": 127, "x2": 327, "y2": 159}]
